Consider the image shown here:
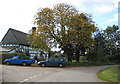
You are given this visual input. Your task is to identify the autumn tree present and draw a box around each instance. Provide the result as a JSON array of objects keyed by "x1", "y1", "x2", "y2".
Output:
[
  {"x1": 71, "y1": 13, "x2": 96, "y2": 62},
  {"x1": 28, "y1": 3, "x2": 97, "y2": 62},
  {"x1": 27, "y1": 8, "x2": 55, "y2": 57}
]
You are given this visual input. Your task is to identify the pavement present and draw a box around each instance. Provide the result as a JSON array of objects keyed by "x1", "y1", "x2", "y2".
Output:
[{"x1": 1, "y1": 65, "x2": 119, "y2": 82}]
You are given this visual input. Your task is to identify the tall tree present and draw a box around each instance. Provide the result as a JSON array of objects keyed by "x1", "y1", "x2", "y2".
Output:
[
  {"x1": 27, "y1": 8, "x2": 55, "y2": 55},
  {"x1": 71, "y1": 13, "x2": 96, "y2": 62},
  {"x1": 92, "y1": 29, "x2": 107, "y2": 63},
  {"x1": 28, "y1": 3, "x2": 97, "y2": 62},
  {"x1": 104, "y1": 25, "x2": 120, "y2": 62}
]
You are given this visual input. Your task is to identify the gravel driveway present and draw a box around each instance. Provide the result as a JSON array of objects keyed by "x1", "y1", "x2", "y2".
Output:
[{"x1": 1, "y1": 65, "x2": 118, "y2": 82}]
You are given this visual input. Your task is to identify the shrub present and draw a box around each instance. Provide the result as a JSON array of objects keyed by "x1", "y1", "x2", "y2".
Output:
[
  {"x1": 33, "y1": 56, "x2": 46, "y2": 62},
  {"x1": 52, "y1": 52, "x2": 63, "y2": 58},
  {"x1": 34, "y1": 56, "x2": 38, "y2": 62}
]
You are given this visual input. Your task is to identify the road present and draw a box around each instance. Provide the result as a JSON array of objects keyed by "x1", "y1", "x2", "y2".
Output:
[{"x1": 1, "y1": 65, "x2": 117, "y2": 82}]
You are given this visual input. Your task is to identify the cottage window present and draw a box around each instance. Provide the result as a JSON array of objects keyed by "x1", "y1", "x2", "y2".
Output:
[
  {"x1": 10, "y1": 44, "x2": 12, "y2": 46},
  {"x1": 12, "y1": 44, "x2": 15, "y2": 46},
  {"x1": 16, "y1": 44, "x2": 19, "y2": 46},
  {"x1": 6, "y1": 44, "x2": 9, "y2": 46}
]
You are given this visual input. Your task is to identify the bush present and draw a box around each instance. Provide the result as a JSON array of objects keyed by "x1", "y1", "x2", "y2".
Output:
[
  {"x1": 33, "y1": 56, "x2": 46, "y2": 62},
  {"x1": 37, "y1": 58, "x2": 46, "y2": 62},
  {"x1": 52, "y1": 52, "x2": 63, "y2": 58},
  {"x1": 67, "y1": 62, "x2": 91, "y2": 66},
  {"x1": 34, "y1": 56, "x2": 38, "y2": 61}
]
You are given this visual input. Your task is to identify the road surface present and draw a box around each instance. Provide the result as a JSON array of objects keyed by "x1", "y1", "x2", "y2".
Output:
[{"x1": 1, "y1": 65, "x2": 117, "y2": 82}]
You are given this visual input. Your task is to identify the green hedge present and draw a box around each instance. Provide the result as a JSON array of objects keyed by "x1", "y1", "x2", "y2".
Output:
[
  {"x1": 34, "y1": 56, "x2": 46, "y2": 62},
  {"x1": 0, "y1": 52, "x2": 30, "y2": 64}
]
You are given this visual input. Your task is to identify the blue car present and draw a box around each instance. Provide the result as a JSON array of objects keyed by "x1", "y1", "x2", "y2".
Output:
[
  {"x1": 4, "y1": 56, "x2": 35, "y2": 66},
  {"x1": 38, "y1": 58, "x2": 67, "y2": 67}
]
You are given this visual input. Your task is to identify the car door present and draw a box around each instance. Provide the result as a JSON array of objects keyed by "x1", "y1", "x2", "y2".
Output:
[
  {"x1": 10, "y1": 56, "x2": 18, "y2": 64},
  {"x1": 17, "y1": 56, "x2": 23, "y2": 64},
  {"x1": 54, "y1": 58, "x2": 59, "y2": 66},
  {"x1": 47, "y1": 58, "x2": 55, "y2": 66}
]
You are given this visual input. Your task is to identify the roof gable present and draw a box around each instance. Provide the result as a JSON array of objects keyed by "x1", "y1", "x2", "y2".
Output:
[
  {"x1": 1, "y1": 28, "x2": 19, "y2": 44},
  {"x1": 1, "y1": 28, "x2": 30, "y2": 46}
]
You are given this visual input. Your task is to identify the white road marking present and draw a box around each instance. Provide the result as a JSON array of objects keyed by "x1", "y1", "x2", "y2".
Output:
[
  {"x1": 29, "y1": 77, "x2": 33, "y2": 79},
  {"x1": 20, "y1": 79, "x2": 29, "y2": 83},
  {"x1": 23, "y1": 79, "x2": 29, "y2": 81},
  {"x1": 20, "y1": 74, "x2": 41, "y2": 83},
  {"x1": 33, "y1": 75, "x2": 37, "y2": 78}
]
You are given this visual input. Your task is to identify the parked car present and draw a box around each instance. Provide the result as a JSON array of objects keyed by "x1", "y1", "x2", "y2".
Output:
[
  {"x1": 38, "y1": 58, "x2": 67, "y2": 67},
  {"x1": 4, "y1": 56, "x2": 35, "y2": 66}
]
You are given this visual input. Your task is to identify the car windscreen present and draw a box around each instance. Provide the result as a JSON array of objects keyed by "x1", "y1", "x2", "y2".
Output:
[
  {"x1": 54, "y1": 58, "x2": 59, "y2": 61},
  {"x1": 55, "y1": 58, "x2": 64, "y2": 61},
  {"x1": 48, "y1": 58, "x2": 54, "y2": 62},
  {"x1": 12, "y1": 56, "x2": 17, "y2": 59}
]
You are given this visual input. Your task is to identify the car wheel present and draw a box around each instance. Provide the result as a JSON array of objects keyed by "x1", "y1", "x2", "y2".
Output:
[
  {"x1": 6, "y1": 61, "x2": 10, "y2": 65},
  {"x1": 22, "y1": 62, "x2": 27, "y2": 66},
  {"x1": 41, "y1": 63, "x2": 45, "y2": 67},
  {"x1": 59, "y1": 63, "x2": 63, "y2": 67}
]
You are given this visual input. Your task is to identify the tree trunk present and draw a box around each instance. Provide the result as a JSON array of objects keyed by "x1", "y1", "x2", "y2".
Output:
[
  {"x1": 76, "y1": 49, "x2": 80, "y2": 62},
  {"x1": 64, "y1": 45, "x2": 72, "y2": 62},
  {"x1": 81, "y1": 47, "x2": 85, "y2": 56},
  {"x1": 67, "y1": 52, "x2": 72, "y2": 62},
  {"x1": 48, "y1": 50, "x2": 51, "y2": 59}
]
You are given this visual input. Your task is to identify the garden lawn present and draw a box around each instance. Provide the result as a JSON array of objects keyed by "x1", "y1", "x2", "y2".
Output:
[{"x1": 98, "y1": 66, "x2": 120, "y2": 82}]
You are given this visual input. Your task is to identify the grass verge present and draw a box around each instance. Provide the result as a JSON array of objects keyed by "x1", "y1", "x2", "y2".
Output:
[{"x1": 98, "y1": 66, "x2": 120, "y2": 82}]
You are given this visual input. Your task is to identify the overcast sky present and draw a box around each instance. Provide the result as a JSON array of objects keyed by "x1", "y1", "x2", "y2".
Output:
[{"x1": 0, "y1": 0, "x2": 119, "y2": 42}]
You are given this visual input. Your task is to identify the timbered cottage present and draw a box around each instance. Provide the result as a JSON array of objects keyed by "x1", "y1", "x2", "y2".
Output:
[{"x1": 0, "y1": 28, "x2": 43, "y2": 59}]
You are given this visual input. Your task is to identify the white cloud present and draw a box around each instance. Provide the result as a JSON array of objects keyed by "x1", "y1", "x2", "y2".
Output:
[
  {"x1": 79, "y1": 2, "x2": 117, "y2": 15},
  {"x1": 92, "y1": 3, "x2": 113, "y2": 15},
  {"x1": 79, "y1": 0, "x2": 117, "y2": 2},
  {"x1": 107, "y1": 13, "x2": 118, "y2": 22},
  {"x1": 76, "y1": 0, "x2": 119, "y2": 16}
]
